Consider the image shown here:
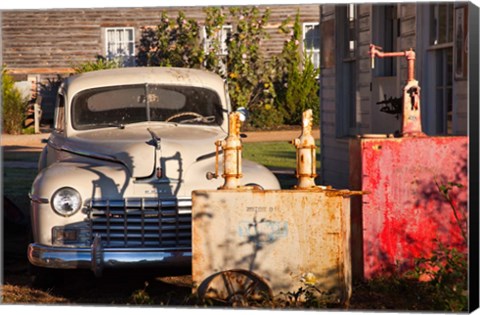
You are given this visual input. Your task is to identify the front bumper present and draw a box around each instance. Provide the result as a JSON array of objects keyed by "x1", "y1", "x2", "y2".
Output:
[{"x1": 28, "y1": 242, "x2": 191, "y2": 276}]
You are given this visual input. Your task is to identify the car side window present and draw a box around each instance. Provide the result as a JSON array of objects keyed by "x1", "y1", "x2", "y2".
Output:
[{"x1": 54, "y1": 93, "x2": 65, "y2": 133}]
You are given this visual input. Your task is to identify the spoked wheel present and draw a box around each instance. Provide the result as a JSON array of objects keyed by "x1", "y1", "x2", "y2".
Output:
[{"x1": 197, "y1": 269, "x2": 273, "y2": 307}]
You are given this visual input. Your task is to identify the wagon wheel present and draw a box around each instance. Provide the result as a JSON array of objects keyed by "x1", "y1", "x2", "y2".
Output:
[{"x1": 197, "y1": 269, "x2": 273, "y2": 307}]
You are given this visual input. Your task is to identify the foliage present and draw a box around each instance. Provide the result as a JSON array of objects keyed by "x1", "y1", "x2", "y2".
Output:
[
  {"x1": 224, "y1": 7, "x2": 275, "y2": 115},
  {"x1": 130, "y1": 281, "x2": 154, "y2": 305},
  {"x1": 2, "y1": 68, "x2": 28, "y2": 134},
  {"x1": 275, "y1": 12, "x2": 320, "y2": 125},
  {"x1": 139, "y1": 11, "x2": 205, "y2": 68},
  {"x1": 406, "y1": 179, "x2": 468, "y2": 312},
  {"x1": 277, "y1": 286, "x2": 329, "y2": 309},
  {"x1": 73, "y1": 55, "x2": 119, "y2": 73},
  {"x1": 435, "y1": 180, "x2": 467, "y2": 242},
  {"x1": 136, "y1": 26, "x2": 159, "y2": 66},
  {"x1": 22, "y1": 126, "x2": 36, "y2": 135},
  {"x1": 247, "y1": 100, "x2": 284, "y2": 128},
  {"x1": 410, "y1": 245, "x2": 468, "y2": 311}
]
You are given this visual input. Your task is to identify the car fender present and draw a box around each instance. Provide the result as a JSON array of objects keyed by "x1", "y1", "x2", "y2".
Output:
[
  {"x1": 30, "y1": 161, "x2": 129, "y2": 245},
  {"x1": 180, "y1": 157, "x2": 280, "y2": 195}
]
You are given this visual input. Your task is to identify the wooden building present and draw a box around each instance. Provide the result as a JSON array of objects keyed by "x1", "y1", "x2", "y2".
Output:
[
  {"x1": 1, "y1": 5, "x2": 320, "y2": 77},
  {"x1": 318, "y1": 2, "x2": 472, "y2": 188}
]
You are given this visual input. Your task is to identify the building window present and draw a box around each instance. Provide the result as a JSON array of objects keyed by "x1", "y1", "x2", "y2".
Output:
[
  {"x1": 105, "y1": 27, "x2": 135, "y2": 66},
  {"x1": 203, "y1": 25, "x2": 232, "y2": 74},
  {"x1": 303, "y1": 23, "x2": 320, "y2": 70},
  {"x1": 203, "y1": 25, "x2": 232, "y2": 56},
  {"x1": 336, "y1": 4, "x2": 358, "y2": 136},
  {"x1": 372, "y1": 4, "x2": 398, "y2": 77},
  {"x1": 428, "y1": 3, "x2": 454, "y2": 135},
  {"x1": 430, "y1": 3, "x2": 454, "y2": 46},
  {"x1": 432, "y1": 46, "x2": 453, "y2": 135},
  {"x1": 345, "y1": 4, "x2": 357, "y2": 59}
]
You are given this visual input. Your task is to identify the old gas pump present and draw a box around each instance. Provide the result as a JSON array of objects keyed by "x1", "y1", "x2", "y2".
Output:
[
  {"x1": 369, "y1": 44, "x2": 425, "y2": 137},
  {"x1": 291, "y1": 109, "x2": 318, "y2": 189},
  {"x1": 209, "y1": 111, "x2": 243, "y2": 189}
]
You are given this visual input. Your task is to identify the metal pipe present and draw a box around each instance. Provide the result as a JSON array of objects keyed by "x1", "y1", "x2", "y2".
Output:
[
  {"x1": 369, "y1": 44, "x2": 416, "y2": 83},
  {"x1": 369, "y1": 44, "x2": 424, "y2": 137}
]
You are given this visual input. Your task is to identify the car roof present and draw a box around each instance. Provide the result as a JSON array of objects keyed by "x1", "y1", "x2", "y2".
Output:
[{"x1": 64, "y1": 67, "x2": 227, "y2": 97}]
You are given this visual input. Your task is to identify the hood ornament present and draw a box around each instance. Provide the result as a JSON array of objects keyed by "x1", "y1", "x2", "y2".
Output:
[{"x1": 147, "y1": 128, "x2": 162, "y2": 150}]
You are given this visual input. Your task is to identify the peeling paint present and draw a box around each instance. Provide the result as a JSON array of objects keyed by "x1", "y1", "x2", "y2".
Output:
[{"x1": 350, "y1": 136, "x2": 468, "y2": 279}]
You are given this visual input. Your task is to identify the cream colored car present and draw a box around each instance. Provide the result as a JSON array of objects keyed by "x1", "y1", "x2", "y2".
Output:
[{"x1": 28, "y1": 67, "x2": 280, "y2": 277}]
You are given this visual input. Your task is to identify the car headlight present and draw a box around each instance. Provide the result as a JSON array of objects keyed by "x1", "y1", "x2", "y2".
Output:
[{"x1": 51, "y1": 187, "x2": 82, "y2": 216}]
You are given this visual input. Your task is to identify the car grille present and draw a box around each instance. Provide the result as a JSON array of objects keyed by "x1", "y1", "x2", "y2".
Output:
[{"x1": 86, "y1": 198, "x2": 191, "y2": 249}]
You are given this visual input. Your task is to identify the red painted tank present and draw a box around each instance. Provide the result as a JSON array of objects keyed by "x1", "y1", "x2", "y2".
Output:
[{"x1": 350, "y1": 136, "x2": 468, "y2": 279}]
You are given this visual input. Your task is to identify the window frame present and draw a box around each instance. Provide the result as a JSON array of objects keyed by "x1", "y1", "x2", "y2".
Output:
[
  {"x1": 303, "y1": 22, "x2": 321, "y2": 70},
  {"x1": 424, "y1": 3, "x2": 454, "y2": 135},
  {"x1": 372, "y1": 4, "x2": 398, "y2": 77},
  {"x1": 104, "y1": 27, "x2": 136, "y2": 66},
  {"x1": 335, "y1": 3, "x2": 359, "y2": 137},
  {"x1": 203, "y1": 24, "x2": 233, "y2": 57}
]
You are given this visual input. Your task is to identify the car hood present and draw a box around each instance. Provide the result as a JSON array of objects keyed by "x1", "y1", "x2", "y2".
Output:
[{"x1": 63, "y1": 125, "x2": 226, "y2": 178}]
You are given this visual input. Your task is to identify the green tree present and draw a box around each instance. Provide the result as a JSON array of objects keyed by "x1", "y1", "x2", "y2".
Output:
[
  {"x1": 275, "y1": 12, "x2": 320, "y2": 125},
  {"x1": 153, "y1": 11, "x2": 205, "y2": 68},
  {"x1": 224, "y1": 7, "x2": 282, "y2": 128},
  {"x1": 2, "y1": 68, "x2": 28, "y2": 134}
]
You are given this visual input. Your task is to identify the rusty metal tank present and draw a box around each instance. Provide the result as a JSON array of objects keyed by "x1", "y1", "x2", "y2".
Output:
[
  {"x1": 191, "y1": 109, "x2": 358, "y2": 306},
  {"x1": 191, "y1": 188, "x2": 353, "y2": 305}
]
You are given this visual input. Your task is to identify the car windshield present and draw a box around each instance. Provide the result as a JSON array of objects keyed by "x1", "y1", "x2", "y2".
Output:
[{"x1": 71, "y1": 84, "x2": 225, "y2": 130}]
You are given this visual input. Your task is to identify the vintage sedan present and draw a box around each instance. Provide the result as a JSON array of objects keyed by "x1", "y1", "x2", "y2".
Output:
[{"x1": 28, "y1": 67, "x2": 280, "y2": 279}]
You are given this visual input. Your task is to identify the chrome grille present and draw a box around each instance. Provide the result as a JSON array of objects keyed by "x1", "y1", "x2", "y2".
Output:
[{"x1": 87, "y1": 198, "x2": 191, "y2": 249}]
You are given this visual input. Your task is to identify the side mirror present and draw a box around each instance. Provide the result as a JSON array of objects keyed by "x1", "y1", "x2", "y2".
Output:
[{"x1": 236, "y1": 107, "x2": 249, "y2": 122}]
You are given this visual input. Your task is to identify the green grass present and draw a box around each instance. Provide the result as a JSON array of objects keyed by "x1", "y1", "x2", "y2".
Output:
[
  {"x1": 243, "y1": 140, "x2": 320, "y2": 170},
  {"x1": 3, "y1": 151, "x2": 40, "y2": 217},
  {"x1": 243, "y1": 140, "x2": 321, "y2": 189},
  {"x1": 3, "y1": 151, "x2": 41, "y2": 162},
  {"x1": 3, "y1": 167, "x2": 38, "y2": 214}
]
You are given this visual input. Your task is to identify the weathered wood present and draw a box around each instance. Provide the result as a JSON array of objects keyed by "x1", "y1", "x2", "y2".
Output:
[
  {"x1": 6, "y1": 68, "x2": 74, "y2": 74},
  {"x1": 2, "y1": 5, "x2": 320, "y2": 72},
  {"x1": 400, "y1": 4, "x2": 417, "y2": 19},
  {"x1": 400, "y1": 17, "x2": 416, "y2": 36}
]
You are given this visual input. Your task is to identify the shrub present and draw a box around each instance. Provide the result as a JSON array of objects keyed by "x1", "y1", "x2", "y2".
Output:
[
  {"x1": 275, "y1": 12, "x2": 320, "y2": 125},
  {"x1": 224, "y1": 7, "x2": 274, "y2": 114},
  {"x1": 145, "y1": 11, "x2": 205, "y2": 68},
  {"x1": 2, "y1": 68, "x2": 28, "y2": 134},
  {"x1": 73, "y1": 55, "x2": 119, "y2": 73},
  {"x1": 408, "y1": 179, "x2": 468, "y2": 312}
]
